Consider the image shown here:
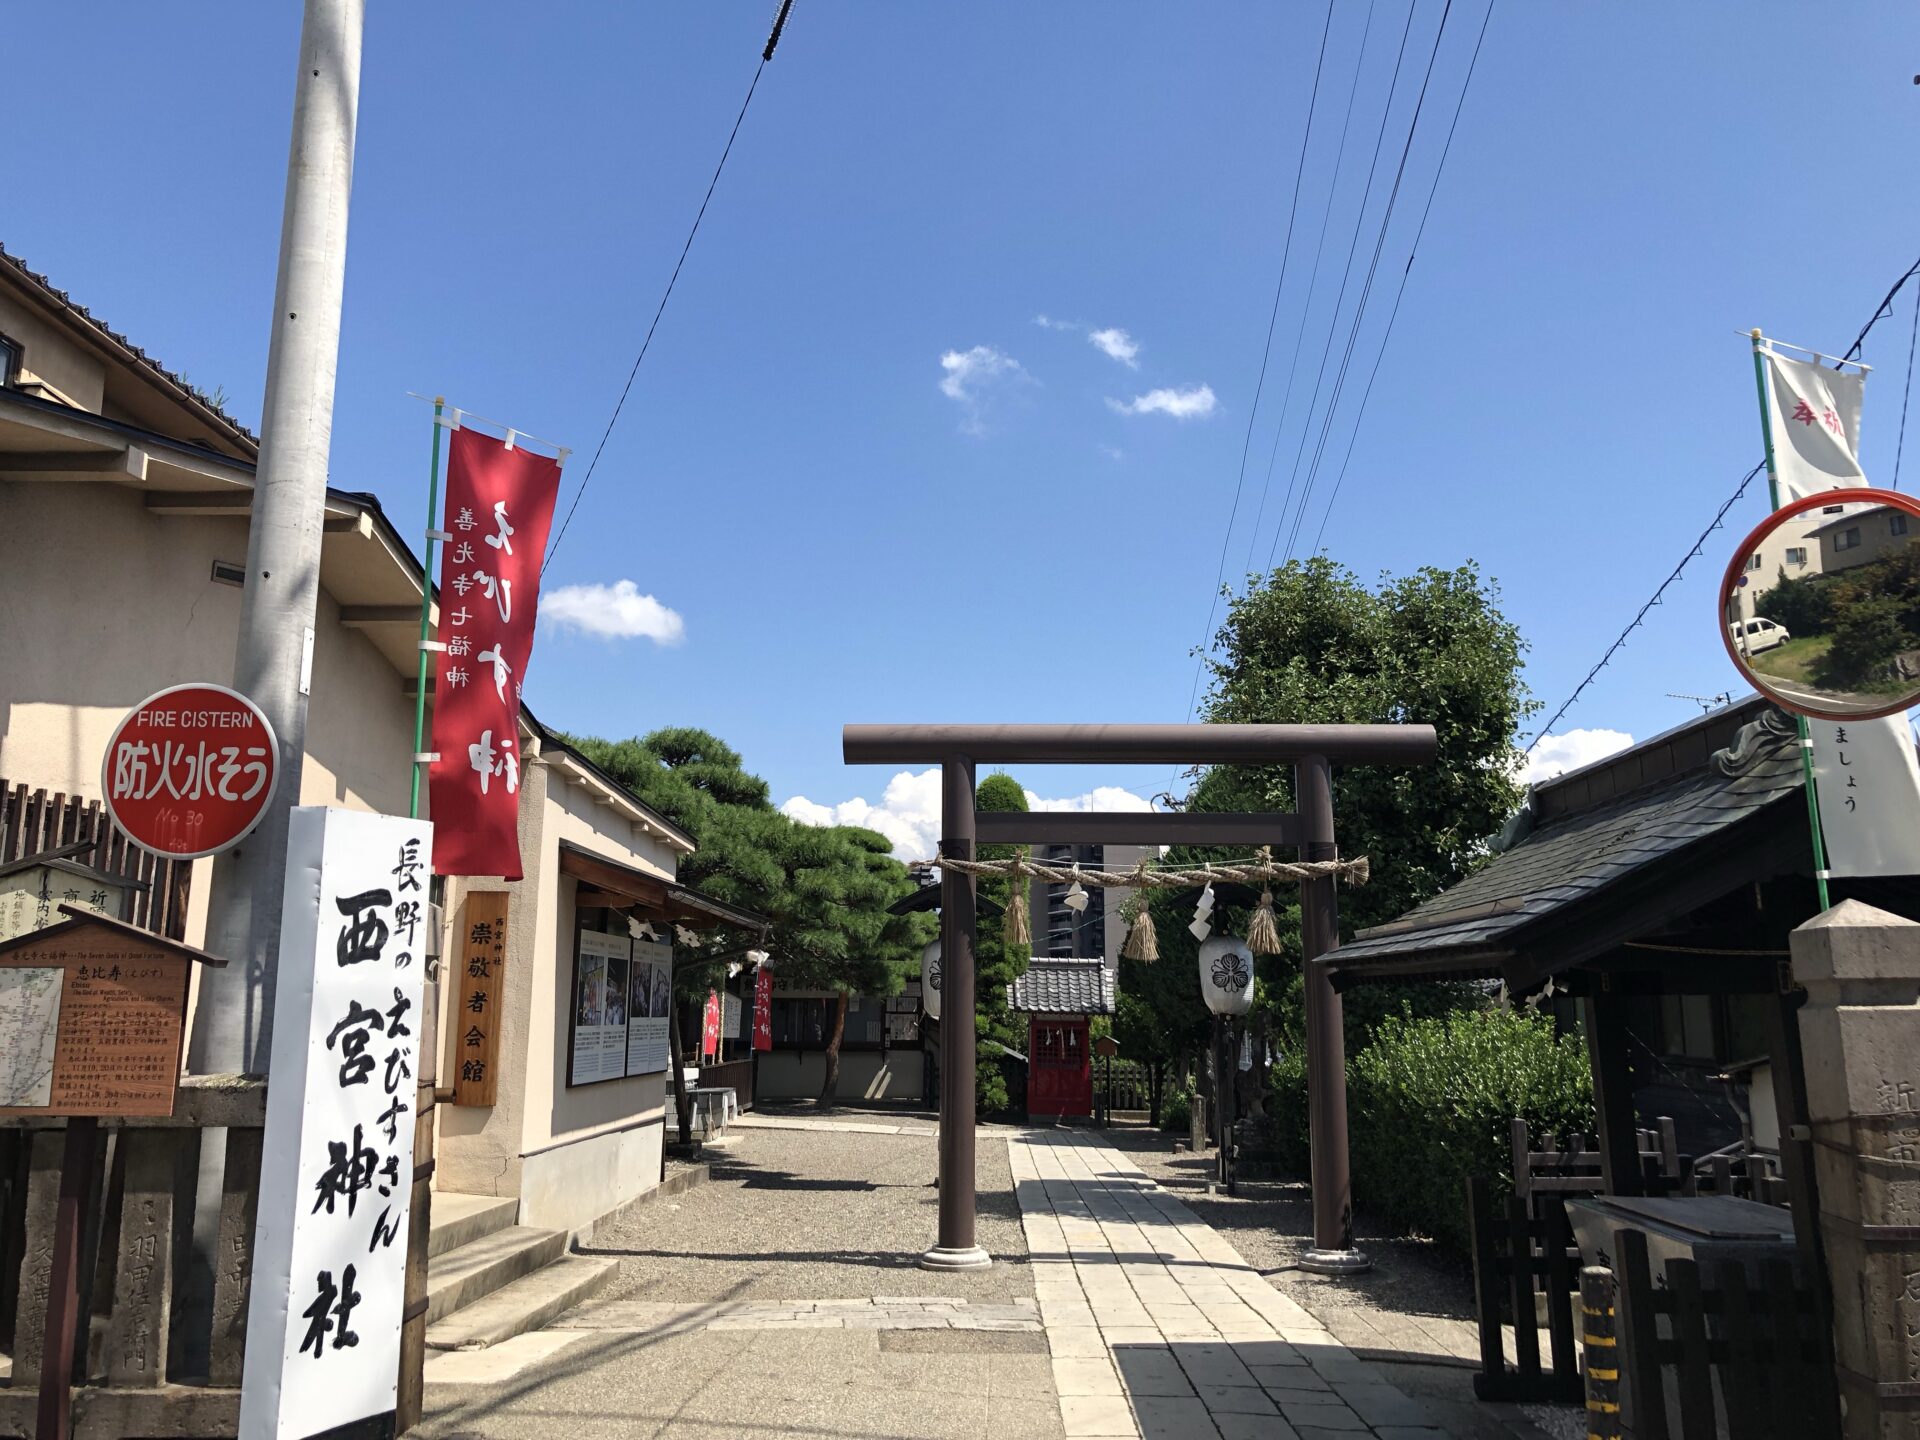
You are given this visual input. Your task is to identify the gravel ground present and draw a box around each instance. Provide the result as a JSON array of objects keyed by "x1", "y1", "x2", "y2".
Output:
[{"x1": 582, "y1": 1114, "x2": 1034, "y2": 1303}]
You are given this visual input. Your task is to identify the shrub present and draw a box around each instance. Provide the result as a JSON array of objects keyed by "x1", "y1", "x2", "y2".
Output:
[
  {"x1": 1159, "y1": 1082, "x2": 1194, "y2": 1135},
  {"x1": 1266, "y1": 1007, "x2": 1592, "y2": 1255},
  {"x1": 1817, "y1": 593, "x2": 1915, "y2": 691}
]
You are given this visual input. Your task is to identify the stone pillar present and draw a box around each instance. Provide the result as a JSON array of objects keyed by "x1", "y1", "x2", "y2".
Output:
[{"x1": 1792, "y1": 899, "x2": 1920, "y2": 1439}]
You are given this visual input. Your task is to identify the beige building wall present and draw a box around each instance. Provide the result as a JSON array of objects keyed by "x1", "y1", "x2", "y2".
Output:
[
  {"x1": 435, "y1": 738, "x2": 682, "y2": 1235},
  {"x1": 1817, "y1": 506, "x2": 1911, "y2": 575},
  {"x1": 0, "y1": 482, "x2": 421, "y2": 948},
  {"x1": 0, "y1": 290, "x2": 108, "y2": 411}
]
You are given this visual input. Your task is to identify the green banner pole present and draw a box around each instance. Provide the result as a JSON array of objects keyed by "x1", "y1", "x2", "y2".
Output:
[
  {"x1": 409, "y1": 397, "x2": 448, "y2": 820},
  {"x1": 1748, "y1": 332, "x2": 1832, "y2": 911}
]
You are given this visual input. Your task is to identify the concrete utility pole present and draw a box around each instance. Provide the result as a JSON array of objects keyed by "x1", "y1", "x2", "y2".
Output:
[{"x1": 188, "y1": 0, "x2": 365, "y2": 1076}]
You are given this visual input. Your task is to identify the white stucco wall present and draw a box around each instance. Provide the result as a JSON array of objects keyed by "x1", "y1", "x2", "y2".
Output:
[{"x1": 434, "y1": 742, "x2": 686, "y2": 1234}]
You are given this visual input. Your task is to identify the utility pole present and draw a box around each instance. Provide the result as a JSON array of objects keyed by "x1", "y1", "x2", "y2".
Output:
[{"x1": 188, "y1": 0, "x2": 365, "y2": 1076}]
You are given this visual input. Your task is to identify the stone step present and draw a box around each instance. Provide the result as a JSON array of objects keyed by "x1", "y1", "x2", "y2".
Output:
[
  {"x1": 425, "y1": 1255, "x2": 620, "y2": 1351},
  {"x1": 426, "y1": 1225, "x2": 568, "y2": 1326},
  {"x1": 428, "y1": 1193, "x2": 521, "y2": 1260}
]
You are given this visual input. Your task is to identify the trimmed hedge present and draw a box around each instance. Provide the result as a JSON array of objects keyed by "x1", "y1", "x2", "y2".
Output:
[{"x1": 1267, "y1": 1008, "x2": 1593, "y2": 1255}]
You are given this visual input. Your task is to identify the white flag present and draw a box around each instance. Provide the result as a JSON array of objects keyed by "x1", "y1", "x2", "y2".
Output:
[
  {"x1": 1809, "y1": 714, "x2": 1920, "y2": 878},
  {"x1": 1762, "y1": 343, "x2": 1867, "y2": 502}
]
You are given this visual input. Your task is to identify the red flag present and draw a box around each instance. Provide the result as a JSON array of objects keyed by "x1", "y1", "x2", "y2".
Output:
[
  {"x1": 752, "y1": 966, "x2": 773, "y2": 1051},
  {"x1": 702, "y1": 990, "x2": 722, "y2": 1061},
  {"x1": 428, "y1": 428, "x2": 560, "y2": 878}
]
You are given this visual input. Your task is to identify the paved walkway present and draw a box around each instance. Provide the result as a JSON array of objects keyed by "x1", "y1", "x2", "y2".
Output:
[{"x1": 1013, "y1": 1130, "x2": 1469, "y2": 1439}]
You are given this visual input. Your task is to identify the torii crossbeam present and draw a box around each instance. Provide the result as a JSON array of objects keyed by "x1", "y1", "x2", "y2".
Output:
[{"x1": 842, "y1": 722, "x2": 1438, "y2": 1274}]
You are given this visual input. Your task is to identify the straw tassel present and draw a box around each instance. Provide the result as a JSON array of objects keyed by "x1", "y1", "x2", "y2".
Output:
[
  {"x1": 1122, "y1": 898, "x2": 1158, "y2": 962},
  {"x1": 1002, "y1": 861, "x2": 1030, "y2": 947},
  {"x1": 1246, "y1": 888, "x2": 1283, "y2": 956}
]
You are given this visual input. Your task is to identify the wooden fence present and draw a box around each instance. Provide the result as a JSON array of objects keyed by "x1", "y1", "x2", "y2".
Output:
[
  {"x1": 1466, "y1": 1176, "x2": 1583, "y2": 1403},
  {"x1": 1583, "y1": 1228, "x2": 1840, "y2": 1440},
  {"x1": 0, "y1": 782, "x2": 193, "y2": 940}
]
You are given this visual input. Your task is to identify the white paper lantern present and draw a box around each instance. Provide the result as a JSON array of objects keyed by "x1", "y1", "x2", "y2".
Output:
[
  {"x1": 1198, "y1": 934, "x2": 1254, "y2": 1017},
  {"x1": 921, "y1": 938, "x2": 943, "y2": 1022}
]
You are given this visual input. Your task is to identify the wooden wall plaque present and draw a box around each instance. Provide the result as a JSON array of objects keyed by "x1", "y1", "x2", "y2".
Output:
[
  {"x1": 452, "y1": 891, "x2": 507, "y2": 1107},
  {"x1": 0, "y1": 907, "x2": 220, "y2": 1119}
]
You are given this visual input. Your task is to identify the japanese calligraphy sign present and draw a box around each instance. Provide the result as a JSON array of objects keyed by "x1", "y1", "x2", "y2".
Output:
[
  {"x1": 102, "y1": 682, "x2": 279, "y2": 859},
  {"x1": 1810, "y1": 716, "x2": 1920, "y2": 879},
  {"x1": 625, "y1": 936, "x2": 672, "y2": 1076},
  {"x1": 452, "y1": 892, "x2": 507, "y2": 1107},
  {"x1": 0, "y1": 860, "x2": 127, "y2": 944},
  {"x1": 241, "y1": 808, "x2": 431, "y2": 1439},
  {"x1": 428, "y1": 427, "x2": 562, "y2": 880},
  {"x1": 701, "y1": 989, "x2": 721, "y2": 1061},
  {"x1": 0, "y1": 910, "x2": 209, "y2": 1116},
  {"x1": 752, "y1": 964, "x2": 773, "y2": 1051},
  {"x1": 1762, "y1": 343, "x2": 1867, "y2": 503}
]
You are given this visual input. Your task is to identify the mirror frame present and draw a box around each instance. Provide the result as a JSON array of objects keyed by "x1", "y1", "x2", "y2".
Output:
[{"x1": 1719, "y1": 485, "x2": 1920, "y2": 722}]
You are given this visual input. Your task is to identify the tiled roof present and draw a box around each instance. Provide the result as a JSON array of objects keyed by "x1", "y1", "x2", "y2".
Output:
[
  {"x1": 1008, "y1": 958, "x2": 1115, "y2": 1015},
  {"x1": 0, "y1": 243, "x2": 256, "y2": 447},
  {"x1": 1328, "y1": 706, "x2": 1808, "y2": 972}
]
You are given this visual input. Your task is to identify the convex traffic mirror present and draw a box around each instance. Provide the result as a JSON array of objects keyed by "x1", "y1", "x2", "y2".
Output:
[{"x1": 1721, "y1": 486, "x2": 1920, "y2": 721}]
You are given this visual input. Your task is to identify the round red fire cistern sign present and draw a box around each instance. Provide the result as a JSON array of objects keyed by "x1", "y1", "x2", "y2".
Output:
[{"x1": 101, "y1": 683, "x2": 280, "y2": 859}]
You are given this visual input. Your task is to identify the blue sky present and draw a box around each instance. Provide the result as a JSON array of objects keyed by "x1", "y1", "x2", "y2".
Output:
[{"x1": 6, "y1": 4, "x2": 1919, "y2": 856}]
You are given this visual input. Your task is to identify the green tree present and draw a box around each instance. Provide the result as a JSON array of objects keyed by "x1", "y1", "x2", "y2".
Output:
[
  {"x1": 973, "y1": 772, "x2": 1031, "y2": 1115},
  {"x1": 1173, "y1": 557, "x2": 1530, "y2": 1069}
]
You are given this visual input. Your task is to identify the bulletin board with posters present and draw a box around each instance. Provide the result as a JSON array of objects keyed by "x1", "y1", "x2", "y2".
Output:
[
  {"x1": 624, "y1": 936, "x2": 672, "y2": 1076},
  {"x1": 568, "y1": 926, "x2": 631, "y2": 1087}
]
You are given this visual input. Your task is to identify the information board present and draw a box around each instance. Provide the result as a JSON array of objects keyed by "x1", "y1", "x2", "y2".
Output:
[
  {"x1": 569, "y1": 929, "x2": 629, "y2": 1086},
  {"x1": 624, "y1": 938, "x2": 672, "y2": 1076},
  {"x1": 0, "y1": 915, "x2": 200, "y2": 1117}
]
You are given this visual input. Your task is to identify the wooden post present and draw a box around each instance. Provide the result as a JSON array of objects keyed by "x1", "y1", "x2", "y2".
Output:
[
  {"x1": 1579, "y1": 1265, "x2": 1623, "y2": 1440},
  {"x1": 38, "y1": 1118, "x2": 99, "y2": 1440},
  {"x1": 1581, "y1": 991, "x2": 1644, "y2": 1196}
]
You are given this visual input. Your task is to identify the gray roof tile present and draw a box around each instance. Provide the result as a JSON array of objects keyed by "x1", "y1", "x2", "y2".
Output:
[{"x1": 1007, "y1": 958, "x2": 1115, "y2": 1015}]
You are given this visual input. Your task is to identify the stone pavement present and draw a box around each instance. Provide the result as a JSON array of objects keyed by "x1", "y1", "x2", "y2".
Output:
[{"x1": 1012, "y1": 1130, "x2": 1542, "y2": 1439}]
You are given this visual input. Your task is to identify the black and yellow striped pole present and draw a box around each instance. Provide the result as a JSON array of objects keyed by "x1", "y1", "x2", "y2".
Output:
[{"x1": 1580, "y1": 1265, "x2": 1623, "y2": 1440}]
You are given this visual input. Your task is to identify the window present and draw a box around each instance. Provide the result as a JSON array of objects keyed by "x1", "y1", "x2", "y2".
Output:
[
  {"x1": 1745, "y1": 553, "x2": 1763, "y2": 571},
  {"x1": 1891, "y1": 513, "x2": 1909, "y2": 537},
  {"x1": 0, "y1": 333, "x2": 18, "y2": 387},
  {"x1": 1785, "y1": 547, "x2": 1807, "y2": 565},
  {"x1": 1835, "y1": 526, "x2": 1862, "y2": 552}
]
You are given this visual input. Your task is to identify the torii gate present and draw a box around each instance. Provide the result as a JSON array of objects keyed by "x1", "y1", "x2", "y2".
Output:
[{"x1": 843, "y1": 722, "x2": 1437, "y2": 1274}]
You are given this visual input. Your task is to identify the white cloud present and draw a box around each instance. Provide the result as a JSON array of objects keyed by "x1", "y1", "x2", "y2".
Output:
[
  {"x1": 781, "y1": 769, "x2": 1154, "y2": 860},
  {"x1": 1087, "y1": 327, "x2": 1140, "y2": 368},
  {"x1": 1099, "y1": 444, "x2": 1125, "y2": 462},
  {"x1": 542, "y1": 579, "x2": 685, "y2": 644},
  {"x1": 939, "y1": 345, "x2": 1029, "y2": 433},
  {"x1": 1032, "y1": 314, "x2": 1078, "y2": 330},
  {"x1": 1523, "y1": 727, "x2": 1634, "y2": 786},
  {"x1": 1106, "y1": 383, "x2": 1217, "y2": 420}
]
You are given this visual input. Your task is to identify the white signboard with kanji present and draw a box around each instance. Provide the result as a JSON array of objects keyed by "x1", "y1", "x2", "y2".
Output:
[
  {"x1": 240, "y1": 807, "x2": 431, "y2": 1438},
  {"x1": 1810, "y1": 714, "x2": 1920, "y2": 878}
]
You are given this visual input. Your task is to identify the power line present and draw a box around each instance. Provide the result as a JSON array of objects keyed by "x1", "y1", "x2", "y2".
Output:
[
  {"x1": 1525, "y1": 463, "x2": 1765, "y2": 754},
  {"x1": 1238, "y1": 0, "x2": 1389, "y2": 578},
  {"x1": 1179, "y1": 2, "x2": 1335, "y2": 727},
  {"x1": 1528, "y1": 247, "x2": 1920, "y2": 750},
  {"x1": 1310, "y1": 0, "x2": 1494, "y2": 553},
  {"x1": 545, "y1": 0, "x2": 795, "y2": 570},
  {"x1": 1273, "y1": 0, "x2": 1454, "y2": 568},
  {"x1": 1895, "y1": 282, "x2": 1918, "y2": 489}
]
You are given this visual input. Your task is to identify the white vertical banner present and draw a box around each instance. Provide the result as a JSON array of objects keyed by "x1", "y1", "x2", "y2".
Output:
[
  {"x1": 1809, "y1": 714, "x2": 1920, "y2": 878},
  {"x1": 241, "y1": 807, "x2": 432, "y2": 1438},
  {"x1": 1762, "y1": 343, "x2": 1868, "y2": 502}
]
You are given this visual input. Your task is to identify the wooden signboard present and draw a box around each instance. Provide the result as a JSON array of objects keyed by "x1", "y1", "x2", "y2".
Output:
[
  {"x1": 453, "y1": 891, "x2": 507, "y2": 1107},
  {"x1": 0, "y1": 906, "x2": 219, "y2": 1119}
]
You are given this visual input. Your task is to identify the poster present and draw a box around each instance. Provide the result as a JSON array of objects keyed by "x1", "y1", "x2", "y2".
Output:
[
  {"x1": 570, "y1": 930, "x2": 629, "y2": 1086},
  {"x1": 240, "y1": 808, "x2": 431, "y2": 1439},
  {"x1": 624, "y1": 938, "x2": 671, "y2": 1076}
]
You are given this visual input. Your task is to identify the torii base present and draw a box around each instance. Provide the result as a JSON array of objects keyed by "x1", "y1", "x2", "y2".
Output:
[
  {"x1": 1298, "y1": 1246, "x2": 1372, "y2": 1276},
  {"x1": 919, "y1": 1245, "x2": 993, "y2": 1272}
]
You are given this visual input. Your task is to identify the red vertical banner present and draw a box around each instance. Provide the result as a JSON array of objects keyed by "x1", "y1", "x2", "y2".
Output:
[
  {"x1": 702, "y1": 990, "x2": 721, "y2": 1061},
  {"x1": 752, "y1": 966, "x2": 774, "y2": 1051},
  {"x1": 428, "y1": 427, "x2": 561, "y2": 878}
]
